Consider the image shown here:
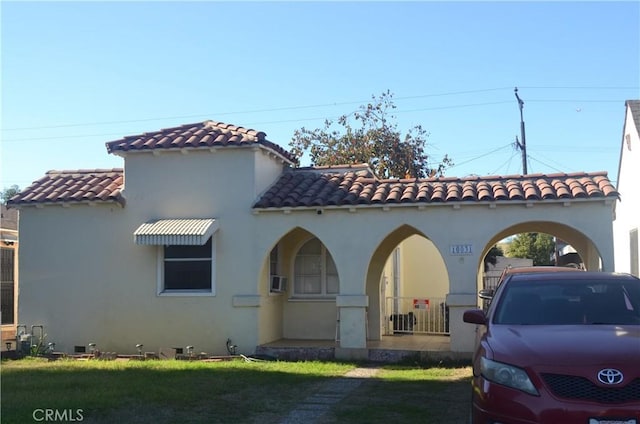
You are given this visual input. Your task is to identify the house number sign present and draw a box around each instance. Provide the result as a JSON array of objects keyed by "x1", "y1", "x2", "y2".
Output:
[{"x1": 450, "y1": 244, "x2": 473, "y2": 256}]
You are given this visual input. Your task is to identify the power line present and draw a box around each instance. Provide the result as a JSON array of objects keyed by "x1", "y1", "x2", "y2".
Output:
[
  {"x1": 2, "y1": 132, "x2": 134, "y2": 143},
  {"x1": 528, "y1": 99, "x2": 623, "y2": 103},
  {"x1": 519, "y1": 86, "x2": 638, "y2": 90},
  {"x1": 527, "y1": 155, "x2": 569, "y2": 174},
  {"x1": 530, "y1": 145, "x2": 615, "y2": 153},
  {"x1": 489, "y1": 151, "x2": 519, "y2": 176},
  {"x1": 393, "y1": 101, "x2": 512, "y2": 114},
  {"x1": 0, "y1": 88, "x2": 513, "y2": 132},
  {"x1": 3, "y1": 85, "x2": 636, "y2": 132},
  {"x1": 447, "y1": 143, "x2": 514, "y2": 169},
  {"x1": 0, "y1": 102, "x2": 514, "y2": 143}
]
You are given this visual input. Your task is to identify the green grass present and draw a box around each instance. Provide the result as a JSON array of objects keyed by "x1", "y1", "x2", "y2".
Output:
[
  {"x1": 322, "y1": 365, "x2": 472, "y2": 423},
  {"x1": 1, "y1": 357, "x2": 472, "y2": 424}
]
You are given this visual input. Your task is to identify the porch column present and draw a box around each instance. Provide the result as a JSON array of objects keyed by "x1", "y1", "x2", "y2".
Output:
[
  {"x1": 446, "y1": 293, "x2": 478, "y2": 353},
  {"x1": 443, "y1": 251, "x2": 479, "y2": 355},
  {"x1": 335, "y1": 295, "x2": 368, "y2": 360}
]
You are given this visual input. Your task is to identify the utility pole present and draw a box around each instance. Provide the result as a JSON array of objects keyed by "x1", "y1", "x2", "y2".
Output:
[{"x1": 514, "y1": 87, "x2": 528, "y2": 175}]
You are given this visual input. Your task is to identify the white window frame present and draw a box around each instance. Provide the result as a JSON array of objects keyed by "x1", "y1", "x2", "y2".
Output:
[
  {"x1": 157, "y1": 234, "x2": 217, "y2": 297},
  {"x1": 269, "y1": 243, "x2": 286, "y2": 295},
  {"x1": 292, "y1": 237, "x2": 339, "y2": 299}
]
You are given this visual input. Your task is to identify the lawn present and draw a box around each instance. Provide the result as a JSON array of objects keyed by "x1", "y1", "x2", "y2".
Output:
[{"x1": 1, "y1": 357, "x2": 472, "y2": 424}]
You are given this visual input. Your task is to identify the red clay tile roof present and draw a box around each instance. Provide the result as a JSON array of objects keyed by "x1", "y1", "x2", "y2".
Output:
[
  {"x1": 253, "y1": 170, "x2": 619, "y2": 208},
  {"x1": 9, "y1": 165, "x2": 618, "y2": 210},
  {"x1": 8, "y1": 169, "x2": 124, "y2": 207},
  {"x1": 105, "y1": 120, "x2": 295, "y2": 162}
]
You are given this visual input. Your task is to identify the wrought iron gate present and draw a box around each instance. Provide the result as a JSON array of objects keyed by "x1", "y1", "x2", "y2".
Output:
[{"x1": 385, "y1": 297, "x2": 449, "y2": 335}]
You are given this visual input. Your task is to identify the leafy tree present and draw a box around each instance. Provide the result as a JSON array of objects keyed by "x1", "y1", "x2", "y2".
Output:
[
  {"x1": 289, "y1": 90, "x2": 453, "y2": 179},
  {"x1": 1, "y1": 185, "x2": 20, "y2": 204},
  {"x1": 507, "y1": 233, "x2": 555, "y2": 266},
  {"x1": 483, "y1": 245, "x2": 504, "y2": 271}
]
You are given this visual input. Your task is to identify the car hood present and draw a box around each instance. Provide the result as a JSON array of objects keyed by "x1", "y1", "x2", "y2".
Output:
[{"x1": 487, "y1": 325, "x2": 640, "y2": 367}]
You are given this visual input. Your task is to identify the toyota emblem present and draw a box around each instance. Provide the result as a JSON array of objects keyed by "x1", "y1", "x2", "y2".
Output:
[{"x1": 597, "y1": 369, "x2": 624, "y2": 385}]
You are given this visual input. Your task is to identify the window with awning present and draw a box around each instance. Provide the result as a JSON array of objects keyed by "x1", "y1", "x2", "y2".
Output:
[
  {"x1": 134, "y1": 219, "x2": 218, "y2": 295},
  {"x1": 134, "y1": 218, "x2": 218, "y2": 246}
]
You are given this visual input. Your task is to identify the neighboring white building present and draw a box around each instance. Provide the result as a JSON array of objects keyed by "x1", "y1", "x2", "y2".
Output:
[
  {"x1": 614, "y1": 100, "x2": 640, "y2": 277},
  {"x1": 484, "y1": 255, "x2": 533, "y2": 288},
  {"x1": 9, "y1": 120, "x2": 619, "y2": 360}
]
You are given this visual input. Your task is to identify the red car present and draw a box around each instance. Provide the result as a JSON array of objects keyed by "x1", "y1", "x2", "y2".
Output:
[{"x1": 464, "y1": 271, "x2": 640, "y2": 424}]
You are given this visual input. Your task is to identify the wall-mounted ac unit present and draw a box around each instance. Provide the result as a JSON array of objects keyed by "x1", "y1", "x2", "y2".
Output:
[{"x1": 270, "y1": 275, "x2": 287, "y2": 293}]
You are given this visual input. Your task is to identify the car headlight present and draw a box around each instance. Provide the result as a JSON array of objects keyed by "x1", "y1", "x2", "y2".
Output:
[{"x1": 480, "y1": 357, "x2": 539, "y2": 396}]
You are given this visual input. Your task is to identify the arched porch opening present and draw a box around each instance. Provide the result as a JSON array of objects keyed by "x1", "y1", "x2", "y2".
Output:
[
  {"x1": 365, "y1": 224, "x2": 449, "y2": 341},
  {"x1": 476, "y1": 221, "x2": 604, "y2": 297},
  {"x1": 256, "y1": 226, "x2": 340, "y2": 345}
]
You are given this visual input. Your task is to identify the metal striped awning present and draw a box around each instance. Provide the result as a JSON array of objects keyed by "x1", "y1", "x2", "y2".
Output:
[{"x1": 134, "y1": 218, "x2": 218, "y2": 245}]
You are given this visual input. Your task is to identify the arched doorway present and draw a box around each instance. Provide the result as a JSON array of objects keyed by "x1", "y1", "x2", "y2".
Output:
[
  {"x1": 365, "y1": 224, "x2": 449, "y2": 341},
  {"x1": 257, "y1": 226, "x2": 341, "y2": 345},
  {"x1": 477, "y1": 221, "x2": 604, "y2": 295}
]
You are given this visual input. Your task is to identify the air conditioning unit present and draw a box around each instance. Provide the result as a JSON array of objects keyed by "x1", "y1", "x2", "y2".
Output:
[{"x1": 270, "y1": 275, "x2": 287, "y2": 293}]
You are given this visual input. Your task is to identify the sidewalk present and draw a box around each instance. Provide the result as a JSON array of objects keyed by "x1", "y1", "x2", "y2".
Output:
[{"x1": 278, "y1": 366, "x2": 381, "y2": 424}]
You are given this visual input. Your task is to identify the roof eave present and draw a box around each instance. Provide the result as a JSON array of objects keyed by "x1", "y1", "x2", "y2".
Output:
[
  {"x1": 8, "y1": 198, "x2": 126, "y2": 209},
  {"x1": 252, "y1": 196, "x2": 618, "y2": 212},
  {"x1": 108, "y1": 143, "x2": 296, "y2": 165}
]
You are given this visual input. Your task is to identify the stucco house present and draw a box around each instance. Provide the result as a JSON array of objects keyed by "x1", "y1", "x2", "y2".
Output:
[
  {"x1": 614, "y1": 100, "x2": 640, "y2": 277},
  {"x1": 8, "y1": 120, "x2": 619, "y2": 360}
]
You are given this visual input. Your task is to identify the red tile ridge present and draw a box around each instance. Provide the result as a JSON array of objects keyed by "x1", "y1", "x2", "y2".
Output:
[
  {"x1": 105, "y1": 120, "x2": 294, "y2": 162},
  {"x1": 45, "y1": 168, "x2": 124, "y2": 176},
  {"x1": 203, "y1": 120, "x2": 265, "y2": 141},
  {"x1": 292, "y1": 163, "x2": 376, "y2": 177},
  {"x1": 295, "y1": 163, "x2": 373, "y2": 171}
]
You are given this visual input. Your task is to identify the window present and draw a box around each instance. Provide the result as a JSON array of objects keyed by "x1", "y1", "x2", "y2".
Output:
[
  {"x1": 293, "y1": 238, "x2": 339, "y2": 297},
  {"x1": 269, "y1": 244, "x2": 287, "y2": 293},
  {"x1": 1, "y1": 247, "x2": 14, "y2": 324},
  {"x1": 158, "y1": 236, "x2": 215, "y2": 295},
  {"x1": 270, "y1": 245, "x2": 279, "y2": 276}
]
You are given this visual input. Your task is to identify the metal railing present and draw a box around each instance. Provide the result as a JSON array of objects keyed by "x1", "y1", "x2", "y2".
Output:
[
  {"x1": 481, "y1": 275, "x2": 502, "y2": 311},
  {"x1": 483, "y1": 275, "x2": 501, "y2": 291},
  {"x1": 385, "y1": 297, "x2": 449, "y2": 335}
]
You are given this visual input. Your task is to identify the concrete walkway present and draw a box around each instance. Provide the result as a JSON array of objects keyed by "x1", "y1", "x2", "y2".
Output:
[{"x1": 278, "y1": 366, "x2": 381, "y2": 424}]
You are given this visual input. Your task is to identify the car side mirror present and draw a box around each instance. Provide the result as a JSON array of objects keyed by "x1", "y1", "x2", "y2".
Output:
[
  {"x1": 463, "y1": 309, "x2": 487, "y2": 325},
  {"x1": 478, "y1": 289, "x2": 494, "y2": 300}
]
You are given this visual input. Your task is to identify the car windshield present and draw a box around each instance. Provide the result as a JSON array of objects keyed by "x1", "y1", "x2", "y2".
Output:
[{"x1": 493, "y1": 278, "x2": 640, "y2": 325}]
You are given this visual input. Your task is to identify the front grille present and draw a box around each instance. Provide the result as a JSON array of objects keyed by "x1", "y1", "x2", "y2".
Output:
[{"x1": 541, "y1": 373, "x2": 640, "y2": 404}]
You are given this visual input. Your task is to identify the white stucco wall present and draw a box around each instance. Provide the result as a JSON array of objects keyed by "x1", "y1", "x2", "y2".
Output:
[
  {"x1": 17, "y1": 147, "x2": 289, "y2": 356},
  {"x1": 614, "y1": 104, "x2": 640, "y2": 276},
  {"x1": 17, "y1": 204, "x2": 130, "y2": 352}
]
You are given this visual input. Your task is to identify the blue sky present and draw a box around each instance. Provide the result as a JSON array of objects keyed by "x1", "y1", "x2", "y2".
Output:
[{"x1": 2, "y1": 1, "x2": 639, "y2": 190}]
